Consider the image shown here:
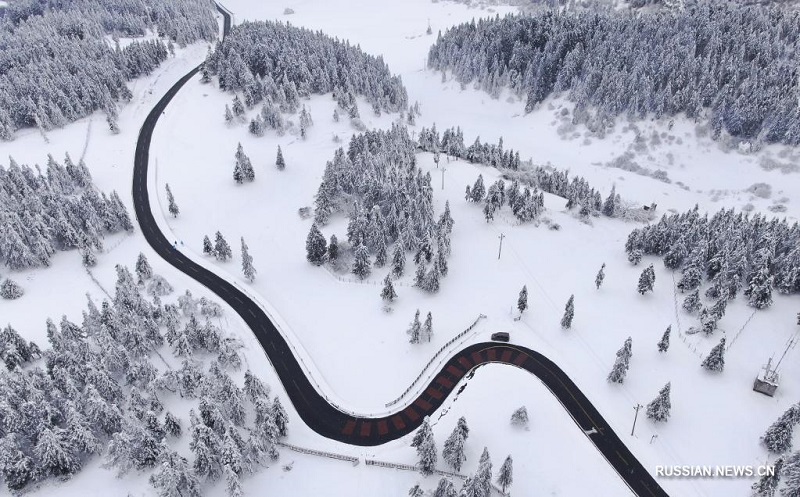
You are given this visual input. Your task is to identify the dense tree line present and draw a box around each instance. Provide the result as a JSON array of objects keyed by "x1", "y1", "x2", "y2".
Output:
[
  {"x1": 310, "y1": 125, "x2": 454, "y2": 292},
  {"x1": 0, "y1": 154, "x2": 133, "y2": 271},
  {"x1": 625, "y1": 207, "x2": 800, "y2": 311},
  {"x1": 417, "y1": 125, "x2": 521, "y2": 170},
  {"x1": 428, "y1": 5, "x2": 800, "y2": 145},
  {"x1": 204, "y1": 19, "x2": 408, "y2": 123},
  {"x1": 0, "y1": 0, "x2": 218, "y2": 139},
  {"x1": 417, "y1": 124, "x2": 608, "y2": 213},
  {"x1": 0, "y1": 263, "x2": 286, "y2": 494}
]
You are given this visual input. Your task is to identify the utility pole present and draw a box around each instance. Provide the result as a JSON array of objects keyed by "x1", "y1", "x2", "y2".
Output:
[
  {"x1": 497, "y1": 233, "x2": 505, "y2": 260},
  {"x1": 631, "y1": 403, "x2": 643, "y2": 436},
  {"x1": 441, "y1": 167, "x2": 446, "y2": 190}
]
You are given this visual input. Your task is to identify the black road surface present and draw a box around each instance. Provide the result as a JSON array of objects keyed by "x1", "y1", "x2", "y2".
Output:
[{"x1": 131, "y1": 6, "x2": 668, "y2": 497}]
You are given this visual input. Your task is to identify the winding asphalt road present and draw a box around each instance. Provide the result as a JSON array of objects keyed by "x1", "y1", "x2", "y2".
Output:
[{"x1": 132, "y1": 6, "x2": 668, "y2": 497}]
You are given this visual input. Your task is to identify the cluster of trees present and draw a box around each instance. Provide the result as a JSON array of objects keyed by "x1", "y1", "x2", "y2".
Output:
[
  {"x1": 466, "y1": 173, "x2": 545, "y2": 224},
  {"x1": 410, "y1": 417, "x2": 513, "y2": 496},
  {"x1": 753, "y1": 403, "x2": 800, "y2": 496},
  {"x1": 0, "y1": 0, "x2": 217, "y2": 138},
  {"x1": 626, "y1": 207, "x2": 800, "y2": 318},
  {"x1": 0, "y1": 260, "x2": 285, "y2": 494},
  {"x1": 406, "y1": 310, "x2": 434, "y2": 344},
  {"x1": 233, "y1": 143, "x2": 255, "y2": 184},
  {"x1": 309, "y1": 126, "x2": 455, "y2": 293},
  {"x1": 202, "y1": 231, "x2": 257, "y2": 283},
  {"x1": 204, "y1": 20, "x2": 408, "y2": 125},
  {"x1": 428, "y1": 6, "x2": 800, "y2": 145},
  {"x1": 0, "y1": 154, "x2": 132, "y2": 271},
  {"x1": 417, "y1": 125, "x2": 521, "y2": 171},
  {"x1": 503, "y1": 163, "x2": 612, "y2": 217}
]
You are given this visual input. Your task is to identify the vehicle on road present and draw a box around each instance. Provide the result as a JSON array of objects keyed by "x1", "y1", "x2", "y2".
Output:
[{"x1": 491, "y1": 332, "x2": 510, "y2": 342}]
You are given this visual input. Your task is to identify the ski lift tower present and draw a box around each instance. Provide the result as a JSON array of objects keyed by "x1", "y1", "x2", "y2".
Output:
[{"x1": 753, "y1": 335, "x2": 797, "y2": 397}]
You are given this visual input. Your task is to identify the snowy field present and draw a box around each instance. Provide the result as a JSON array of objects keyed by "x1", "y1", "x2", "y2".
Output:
[{"x1": 1, "y1": 1, "x2": 799, "y2": 496}]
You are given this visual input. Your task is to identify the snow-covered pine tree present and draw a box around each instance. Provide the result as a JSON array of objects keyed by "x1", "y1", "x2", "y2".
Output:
[
  {"x1": 136, "y1": 253, "x2": 153, "y2": 283},
  {"x1": 456, "y1": 416, "x2": 469, "y2": 440},
  {"x1": 411, "y1": 417, "x2": 437, "y2": 476},
  {"x1": 496, "y1": 455, "x2": 513, "y2": 493},
  {"x1": 700, "y1": 307, "x2": 719, "y2": 335},
  {"x1": 746, "y1": 265, "x2": 774, "y2": 309},
  {"x1": 409, "y1": 484, "x2": 424, "y2": 497},
  {"x1": 433, "y1": 478, "x2": 458, "y2": 497},
  {"x1": 701, "y1": 337, "x2": 726, "y2": 372},
  {"x1": 392, "y1": 244, "x2": 406, "y2": 278},
  {"x1": 233, "y1": 161, "x2": 244, "y2": 184},
  {"x1": 408, "y1": 309, "x2": 422, "y2": 344},
  {"x1": 149, "y1": 445, "x2": 201, "y2": 497},
  {"x1": 602, "y1": 185, "x2": 617, "y2": 217},
  {"x1": 276, "y1": 146, "x2": 285, "y2": 171},
  {"x1": 682, "y1": 289, "x2": 701, "y2": 313},
  {"x1": 1, "y1": 279, "x2": 24, "y2": 300},
  {"x1": 750, "y1": 456, "x2": 783, "y2": 497},
  {"x1": 241, "y1": 237, "x2": 256, "y2": 282},
  {"x1": 305, "y1": 223, "x2": 327, "y2": 265},
  {"x1": 471, "y1": 175, "x2": 486, "y2": 202},
  {"x1": 657, "y1": 325, "x2": 671, "y2": 352},
  {"x1": 414, "y1": 261, "x2": 427, "y2": 289},
  {"x1": 422, "y1": 312, "x2": 434, "y2": 342},
  {"x1": 510, "y1": 406, "x2": 529, "y2": 428},
  {"x1": 232, "y1": 96, "x2": 245, "y2": 118},
  {"x1": 164, "y1": 412, "x2": 182, "y2": 438},
  {"x1": 595, "y1": 263, "x2": 606, "y2": 289},
  {"x1": 224, "y1": 463, "x2": 243, "y2": 497},
  {"x1": 780, "y1": 451, "x2": 800, "y2": 496},
  {"x1": 35, "y1": 426, "x2": 81, "y2": 477},
  {"x1": 560, "y1": 294, "x2": 575, "y2": 329},
  {"x1": 607, "y1": 337, "x2": 633, "y2": 384},
  {"x1": 375, "y1": 236, "x2": 388, "y2": 267},
  {"x1": 271, "y1": 397, "x2": 289, "y2": 438},
  {"x1": 352, "y1": 239, "x2": 372, "y2": 280},
  {"x1": 81, "y1": 248, "x2": 98, "y2": 268},
  {"x1": 646, "y1": 382, "x2": 672, "y2": 422},
  {"x1": 214, "y1": 232, "x2": 232, "y2": 262},
  {"x1": 203, "y1": 235, "x2": 214, "y2": 256},
  {"x1": 761, "y1": 405, "x2": 800, "y2": 454},
  {"x1": 476, "y1": 447, "x2": 493, "y2": 497},
  {"x1": 422, "y1": 260, "x2": 442, "y2": 293},
  {"x1": 299, "y1": 106, "x2": 313, "y2": 139},
  {"x1": 225, "y1": 104, "x2": 234, "y2": 124},
  {"x1": 381, "y1": 275, "x2": 397, "y2": 302},
  {"x1": 328, "y1": 235, "x2": 339, "y2": 262},
  {"x1": 517, "y1": 285, "x2": 528, "y2": 314},
  {"x1": 165, "y1": 184, "x2": 180, "y2": 218},
  {"x1": 442, "y1": 425, "x2": 466, "y2": 472},
  {"x1": 638, "y1": 264, "x2": 656, "y2": 294}
]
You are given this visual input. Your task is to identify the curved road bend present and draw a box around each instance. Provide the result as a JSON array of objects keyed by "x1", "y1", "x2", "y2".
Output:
[{"x1": 132, "y1": 7, "x2": 668, "y2": 497}]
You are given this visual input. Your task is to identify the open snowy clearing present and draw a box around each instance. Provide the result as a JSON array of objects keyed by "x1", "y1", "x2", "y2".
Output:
[{"x1": 2, "y1": 1, "x2": 799, "y2": 496}]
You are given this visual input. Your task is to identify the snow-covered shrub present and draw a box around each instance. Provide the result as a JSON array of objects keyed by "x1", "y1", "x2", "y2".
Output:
[
  {"x1": 746, "y1": 182, "x2": 773, "y2": 199},
  {"x1": 146, "y1": 275, "x2": 174, "y2": 296},
  {"x1": 0, "y1": 279, "x2": 23, "y2": 299},
  {"x1": 510, "y1": 406, "x2": 529, "y2": 428},
  {"x1": 199, "y1": 297, "x2": 223, "y2": 317}
]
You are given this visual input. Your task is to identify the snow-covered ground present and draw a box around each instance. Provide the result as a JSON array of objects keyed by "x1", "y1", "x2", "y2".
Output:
[{"x1": 3, "y1": 1, "x2": 800, "y2": 496}]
